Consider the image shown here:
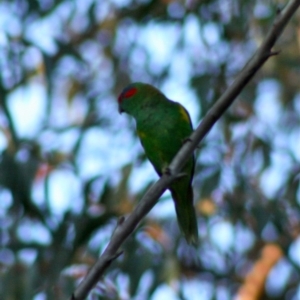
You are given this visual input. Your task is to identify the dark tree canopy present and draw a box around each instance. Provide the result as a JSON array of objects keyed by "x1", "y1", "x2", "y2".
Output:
[{"x1": 0, "y1": 0, "x2": 299, "y2": 299}]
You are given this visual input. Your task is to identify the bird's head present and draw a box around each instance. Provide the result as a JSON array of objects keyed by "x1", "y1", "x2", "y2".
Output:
[
  {"x1": 118, "y1": 82, "x2": 161, "y2": 115},
  {"x1": 118, "y1": 83, "x2": 139, "y2": 114}
]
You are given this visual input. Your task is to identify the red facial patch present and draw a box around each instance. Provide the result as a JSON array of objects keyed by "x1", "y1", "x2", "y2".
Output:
[{"x1": 118, "y1": 87, "x2": 137, "y2": 103}]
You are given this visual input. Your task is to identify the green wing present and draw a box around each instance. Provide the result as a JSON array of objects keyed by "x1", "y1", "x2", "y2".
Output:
[
  {"x1": 136, "y1": 98, "x2": 198, "y2": 245},
  {"x1": 136, "y1": 100, "x2": 193, "y2": 174}
]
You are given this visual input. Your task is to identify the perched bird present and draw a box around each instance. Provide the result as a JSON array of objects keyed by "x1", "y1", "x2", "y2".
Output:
[{"x1": 118, "y1": 82, "x2": 198, "y2": 245}]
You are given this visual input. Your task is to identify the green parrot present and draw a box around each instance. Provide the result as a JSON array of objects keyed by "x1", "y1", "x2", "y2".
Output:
[{"x1": 118, "y1": 82, "x2": 198, "y2": 245}]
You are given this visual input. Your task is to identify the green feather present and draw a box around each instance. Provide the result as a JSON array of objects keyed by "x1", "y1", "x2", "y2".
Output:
[{"x1": 118, "y1": 82, "x2": 199, "y2": 245}]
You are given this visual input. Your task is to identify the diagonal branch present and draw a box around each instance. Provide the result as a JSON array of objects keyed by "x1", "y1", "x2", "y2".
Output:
[{"x1": 70, "y1": 0, "x2": 300, "y2": 299}]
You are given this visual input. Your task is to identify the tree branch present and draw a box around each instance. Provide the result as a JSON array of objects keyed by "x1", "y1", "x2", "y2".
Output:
[
  {"x1": 70, "y1": 0, "x2": 300, "y2": 299},
  {"x1": 0, "y1": 88, "x2": 20, "y2": 150}
]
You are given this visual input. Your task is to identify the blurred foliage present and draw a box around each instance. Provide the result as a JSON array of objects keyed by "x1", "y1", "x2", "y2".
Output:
[{"x1": 0, "y1": 0, "x2": 299, "y2": 299}]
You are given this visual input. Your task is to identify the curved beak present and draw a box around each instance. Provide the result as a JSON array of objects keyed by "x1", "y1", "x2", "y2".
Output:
[{"x1": 118, "y1": 105, "x2": 124, "y2": 114}]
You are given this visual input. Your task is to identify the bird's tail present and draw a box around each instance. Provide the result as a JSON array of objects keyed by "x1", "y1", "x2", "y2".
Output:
[{"x1": 171, "y1": 184, "x2": 199, "y2": 246}]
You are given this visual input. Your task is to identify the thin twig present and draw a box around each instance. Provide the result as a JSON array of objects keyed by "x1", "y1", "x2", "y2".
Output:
[
  {"x1": 70, "y1": 0, "x2": 300, "y2": 299},
  {"x1": 0, "y1": 89, "x2": 19, "y2": 150}
]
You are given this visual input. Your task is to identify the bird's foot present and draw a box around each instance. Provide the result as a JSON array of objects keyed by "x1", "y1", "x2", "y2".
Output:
[
  {"x1": 182, "y1": 137, "x2": 201, "y2": 149},
  {"x1": 162, "y1": 166, "x2": 173, "y2": 175},
  {"x1": 163, "y1": 167, "x2": 187, "y2": 180},
  {"x1": 176, "y1": 172, "x2": 188, "y2": 179},
  {"x1": 182, "y1": 137, "x2": 192, "y2": 144}
]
